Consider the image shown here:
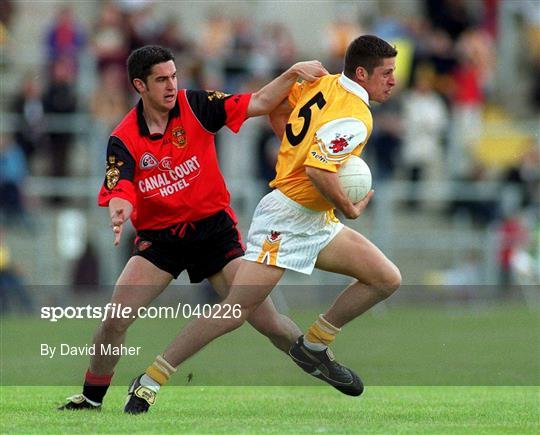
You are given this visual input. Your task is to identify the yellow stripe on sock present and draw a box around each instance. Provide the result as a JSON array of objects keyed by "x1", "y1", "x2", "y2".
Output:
[
  {"x1": 145, "y1": 355, "x2": 177, "y2": 385},
  {"x1": 305, "y1": 321, "x2": 337, "y2": 346},
  {"x1": 145, "y1": 365, "x2": 169, "y2": 385}
]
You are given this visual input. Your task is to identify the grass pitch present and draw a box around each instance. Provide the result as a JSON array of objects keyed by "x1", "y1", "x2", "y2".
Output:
[
  {"x1": 1, "y1": 302, "x2": 539, "y2": 432},
  {"x1": 1, "y1": 386, "x2": 538, "y2": 433}
]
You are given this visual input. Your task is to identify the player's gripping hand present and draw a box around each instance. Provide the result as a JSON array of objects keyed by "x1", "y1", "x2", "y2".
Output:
[
  {"x1": 290, "y1": 60, "x2": 329, "y2": 82},
  {"x1": 109, "y1": 197, "x2": 133, "y2": 246},
  {"x1": 346, "y1": 190, "x2": 374, "y2": 219}
]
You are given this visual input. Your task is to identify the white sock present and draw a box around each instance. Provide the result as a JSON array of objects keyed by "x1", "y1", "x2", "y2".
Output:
[
  {"x1": 82, "y1": 395, "x2": 101, "y2": 406},
  {"x1": 140, "y1": 374, "x2": 161, "y2": 393},
  {"x1": 303, "y1": 337, "x2": 328, "y2": 351}
]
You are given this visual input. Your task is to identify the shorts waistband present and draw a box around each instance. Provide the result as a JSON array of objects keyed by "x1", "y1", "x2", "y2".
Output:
[{"x1": 272, "y1": 189, "x2": 323, "y2": 215}]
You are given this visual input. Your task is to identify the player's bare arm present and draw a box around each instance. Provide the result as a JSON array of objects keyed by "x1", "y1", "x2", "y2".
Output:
[
  {"x1": 305, "y1": 166, "x2": 373, "y2": 219},
  {"x1": 109, "y1": 197, "x2": 133, "y2": 246},
  {"x1": 268, "y1": 98, "x2": 294, "y2": 139},
  {"x1": 247, "y1": 61, "x2": 328, "y2": 117}
]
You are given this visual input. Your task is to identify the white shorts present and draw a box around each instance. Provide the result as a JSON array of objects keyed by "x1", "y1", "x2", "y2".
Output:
[{"x1": 244, "y1": 189, "x2": 344, "y2": 274}]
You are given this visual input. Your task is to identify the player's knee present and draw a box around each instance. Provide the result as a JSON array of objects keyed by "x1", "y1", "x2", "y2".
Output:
[
  {"x1": 101, "y1": 316, "x2": 132, "y2": 336},
  {"x1": 223, "y1": 305, "x2": 251, "y2": 332},
  {"x1": 369, "y1": 264, "x2": 401, "y2": 300},
  {"x1": 375, "y1": 264, "x2": 401, "y2": 299}
]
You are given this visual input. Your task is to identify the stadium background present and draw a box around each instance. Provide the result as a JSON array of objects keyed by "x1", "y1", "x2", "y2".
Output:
[{"x1": 0, "y1": 0, "x2": 539, "y2": 391}]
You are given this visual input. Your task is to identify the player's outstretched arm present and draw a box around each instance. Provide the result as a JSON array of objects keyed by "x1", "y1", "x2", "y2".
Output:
[
  {"x1": 268, "y1": 98, "x2": 294, "y2": 139},
  {"x1": 306, "y1": 166, "x2": 374, "y2": 219},
  {"x1": 109, "y1": 197, "x2": 133, "y2": 246},
  {"x1": 247, "y1": 61, "x2": 328, "y2": 118}
]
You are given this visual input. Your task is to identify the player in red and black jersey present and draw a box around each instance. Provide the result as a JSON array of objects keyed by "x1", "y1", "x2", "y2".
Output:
[{"x1": 59, "y1": 46, "x2": 328, "y2": 412}]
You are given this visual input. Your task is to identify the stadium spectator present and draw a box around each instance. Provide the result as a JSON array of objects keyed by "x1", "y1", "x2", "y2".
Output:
[
  {"x1": 252, "y1": 23, "x2": 297, "y2": 78},
  {"x1": 424, "y1": 0, "x2": 475, "y2": 42},
  {"x1": 10, "y1": 73, "x2": 47, "y2": 164},
  {"x1": 503, "y1": 146, "x2": 540, "y2": 210},
  {"x1": 414, "y1": 27, "x2": 457, "y2": 105},
  {"x1": 90, "y1": 64, "x2": 130, "y2": 131},
  {"x1": 366, "y1": 94, "x2": 402, "y2": 182},
  {"x1": 44, "y1": 5, "x2": 86, "y2": 73},
  {"x1": 122, "y1": 1, "x2": 161, "y2": 52},
  {"x1": 71, "y1": 240, "x2": 101, "y2": 292},
  {"x1": 155, "y1": 18, "x2": 191, "y2": 59},
  {"x1": 89, "y1": 64, "x2": 130, "y2": 173},
  {"x1": 42, "y1": 56, "x2": 78, "y2": 179},
  {"x1": 0, "y1": 0, "x2": 14, "y2": 68},
  {"x1": 199, "y1": 10, "x2": 232, "y2": 58},
  {"x1": 447, "y1": 35, "x2": 486, "y2": 180},
  {"x1": 59, "y1": 45, "x2": 327, "y2": 412},
  {"x1": 0, "y1": 231, "x2": 33, "y2": 315},
  {"x1": 401, "y1": 65, "x2": 448, "y2": 207},
  {"x1": 0, "y1": 134, "x2": 29, "y2": 226},
  {"x1": 91, "y1": 1, "x2": 129, "y2": 75},
  {"x1": 324, "y1": 10, "x2": 363, "y2": 73},
  {"x1": 132, "y1": 36, "x2": 401, "y2": 412},
  {"x1": 223, "y1": 18, "x2": 256, "y2": 92},
  {"x1": 497, "y1": 214, "x2": 529, "y2": 287}
]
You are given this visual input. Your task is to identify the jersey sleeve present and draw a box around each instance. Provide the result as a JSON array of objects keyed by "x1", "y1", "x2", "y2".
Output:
[
  {"x1": 304, "y1": 117, "x2": 368, "y2": 172},
  {"x1": 185, "y1": 90, "x2": 251, "y2": 134},
  {"x1": 97, "y1": 136, "x2": 137, "y2": 207}
]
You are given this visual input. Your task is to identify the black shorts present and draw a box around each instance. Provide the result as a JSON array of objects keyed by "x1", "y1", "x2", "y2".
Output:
[{"x1": 133, "y1": 210, "x2": 245, "y2": 283}]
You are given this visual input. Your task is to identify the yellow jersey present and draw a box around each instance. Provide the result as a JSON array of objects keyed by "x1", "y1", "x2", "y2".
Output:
[{"x1": 270, "y1": 73, "x2": 373, "y2": 211}]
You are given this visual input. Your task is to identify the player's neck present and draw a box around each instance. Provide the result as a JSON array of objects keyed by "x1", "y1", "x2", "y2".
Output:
[{"x1": 143, "y1": 105, "x2": 170, "y2": 135}]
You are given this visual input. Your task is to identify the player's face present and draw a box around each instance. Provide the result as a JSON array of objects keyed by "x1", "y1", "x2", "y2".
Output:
[
  {"x1": 363, "y1": 58, "x2": 396, "y2": 103},
  {"x1": 143, "y1": 60, "x2": 178, "y2": 112}
]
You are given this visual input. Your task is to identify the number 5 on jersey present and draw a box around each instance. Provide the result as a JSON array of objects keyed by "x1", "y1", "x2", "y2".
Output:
[{"x1": 285, "y1": 91, "x2": 327, "y2": 146}]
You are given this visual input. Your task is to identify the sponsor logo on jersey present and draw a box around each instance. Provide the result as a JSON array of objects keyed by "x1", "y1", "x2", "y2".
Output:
[
  {"x1": 310, "y1": 150, "x2": 328, "y2": 163},
  {"x1": 159, "y1": 156, "x2": 173, "y2": 171},
  {"x1": 172, "y1": 126, "x2": 186, "y2": 148},
  {"x1": 138, "y1": 155, "x2": 201, "y2": 198},
  {"x1": 140, "y1": 152, "x2": 158, "y2": 170}
]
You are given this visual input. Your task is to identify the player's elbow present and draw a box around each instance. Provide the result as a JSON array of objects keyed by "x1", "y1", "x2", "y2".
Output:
[{"x1": 247, "y1": 92, "x2": 271, "y2": 117}]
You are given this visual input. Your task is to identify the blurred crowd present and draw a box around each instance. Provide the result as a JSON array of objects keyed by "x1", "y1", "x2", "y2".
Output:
[{"x1": 0, "y1": 0, "x2": 538, "y2": 292}]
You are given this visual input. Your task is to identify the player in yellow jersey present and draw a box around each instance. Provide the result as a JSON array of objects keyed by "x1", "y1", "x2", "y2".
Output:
[{"x1": 128, "y1": 36, "x2": 400, "y2": 410}]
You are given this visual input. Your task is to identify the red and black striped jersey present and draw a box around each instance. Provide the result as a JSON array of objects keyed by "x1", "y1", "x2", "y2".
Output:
[{"x1": 97, "y1": 89, "x2": 251, "y2": 230}]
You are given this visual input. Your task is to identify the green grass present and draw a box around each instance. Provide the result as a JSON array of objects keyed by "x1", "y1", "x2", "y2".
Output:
[
  {"x1": 1, "y1": 386, "x2": 538, "y2": 433},
  {"x1": 1, "y1": 303, "x2": 539, "y2": 432},
  {"x1": 1, "y1": 303, "x2": 538, "y2": 386}
]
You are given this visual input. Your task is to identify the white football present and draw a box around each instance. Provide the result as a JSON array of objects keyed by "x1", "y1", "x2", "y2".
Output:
[{"x1": 338, "y1": 155, "x2": 372, "y2": 202}]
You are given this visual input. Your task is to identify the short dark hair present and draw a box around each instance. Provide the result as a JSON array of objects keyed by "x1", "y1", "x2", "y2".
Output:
[
  {"x1": 127, "y1": 45, "x2": 175, "y2": 91},
  {"x1": 343, "y1": 35, "x2": 397, "y2": 77}
]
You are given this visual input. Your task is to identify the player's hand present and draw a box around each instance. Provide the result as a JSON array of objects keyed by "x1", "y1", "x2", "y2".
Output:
[
  {"x1": 109, "y1": 197, "x2": 133, "y2": 246},
  {"x1": 346, "y1": 190, "x2": 374, "y2": 219},
  {"x1": 291, "y1": 60, "x2": 329, "y2": 82}
]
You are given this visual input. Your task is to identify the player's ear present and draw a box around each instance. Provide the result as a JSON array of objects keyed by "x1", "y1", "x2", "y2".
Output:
[
  {"x1": 133, "y1": 78, "x2": 146, "y2": 94},
  {"x1": 355, "y1": 66, "x2": 369, "y2": 83}
]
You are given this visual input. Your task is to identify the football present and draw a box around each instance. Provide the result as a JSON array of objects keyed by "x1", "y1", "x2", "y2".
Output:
[{"x1": 337, "y1": 155, "x2": 372, "y2": 202}]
